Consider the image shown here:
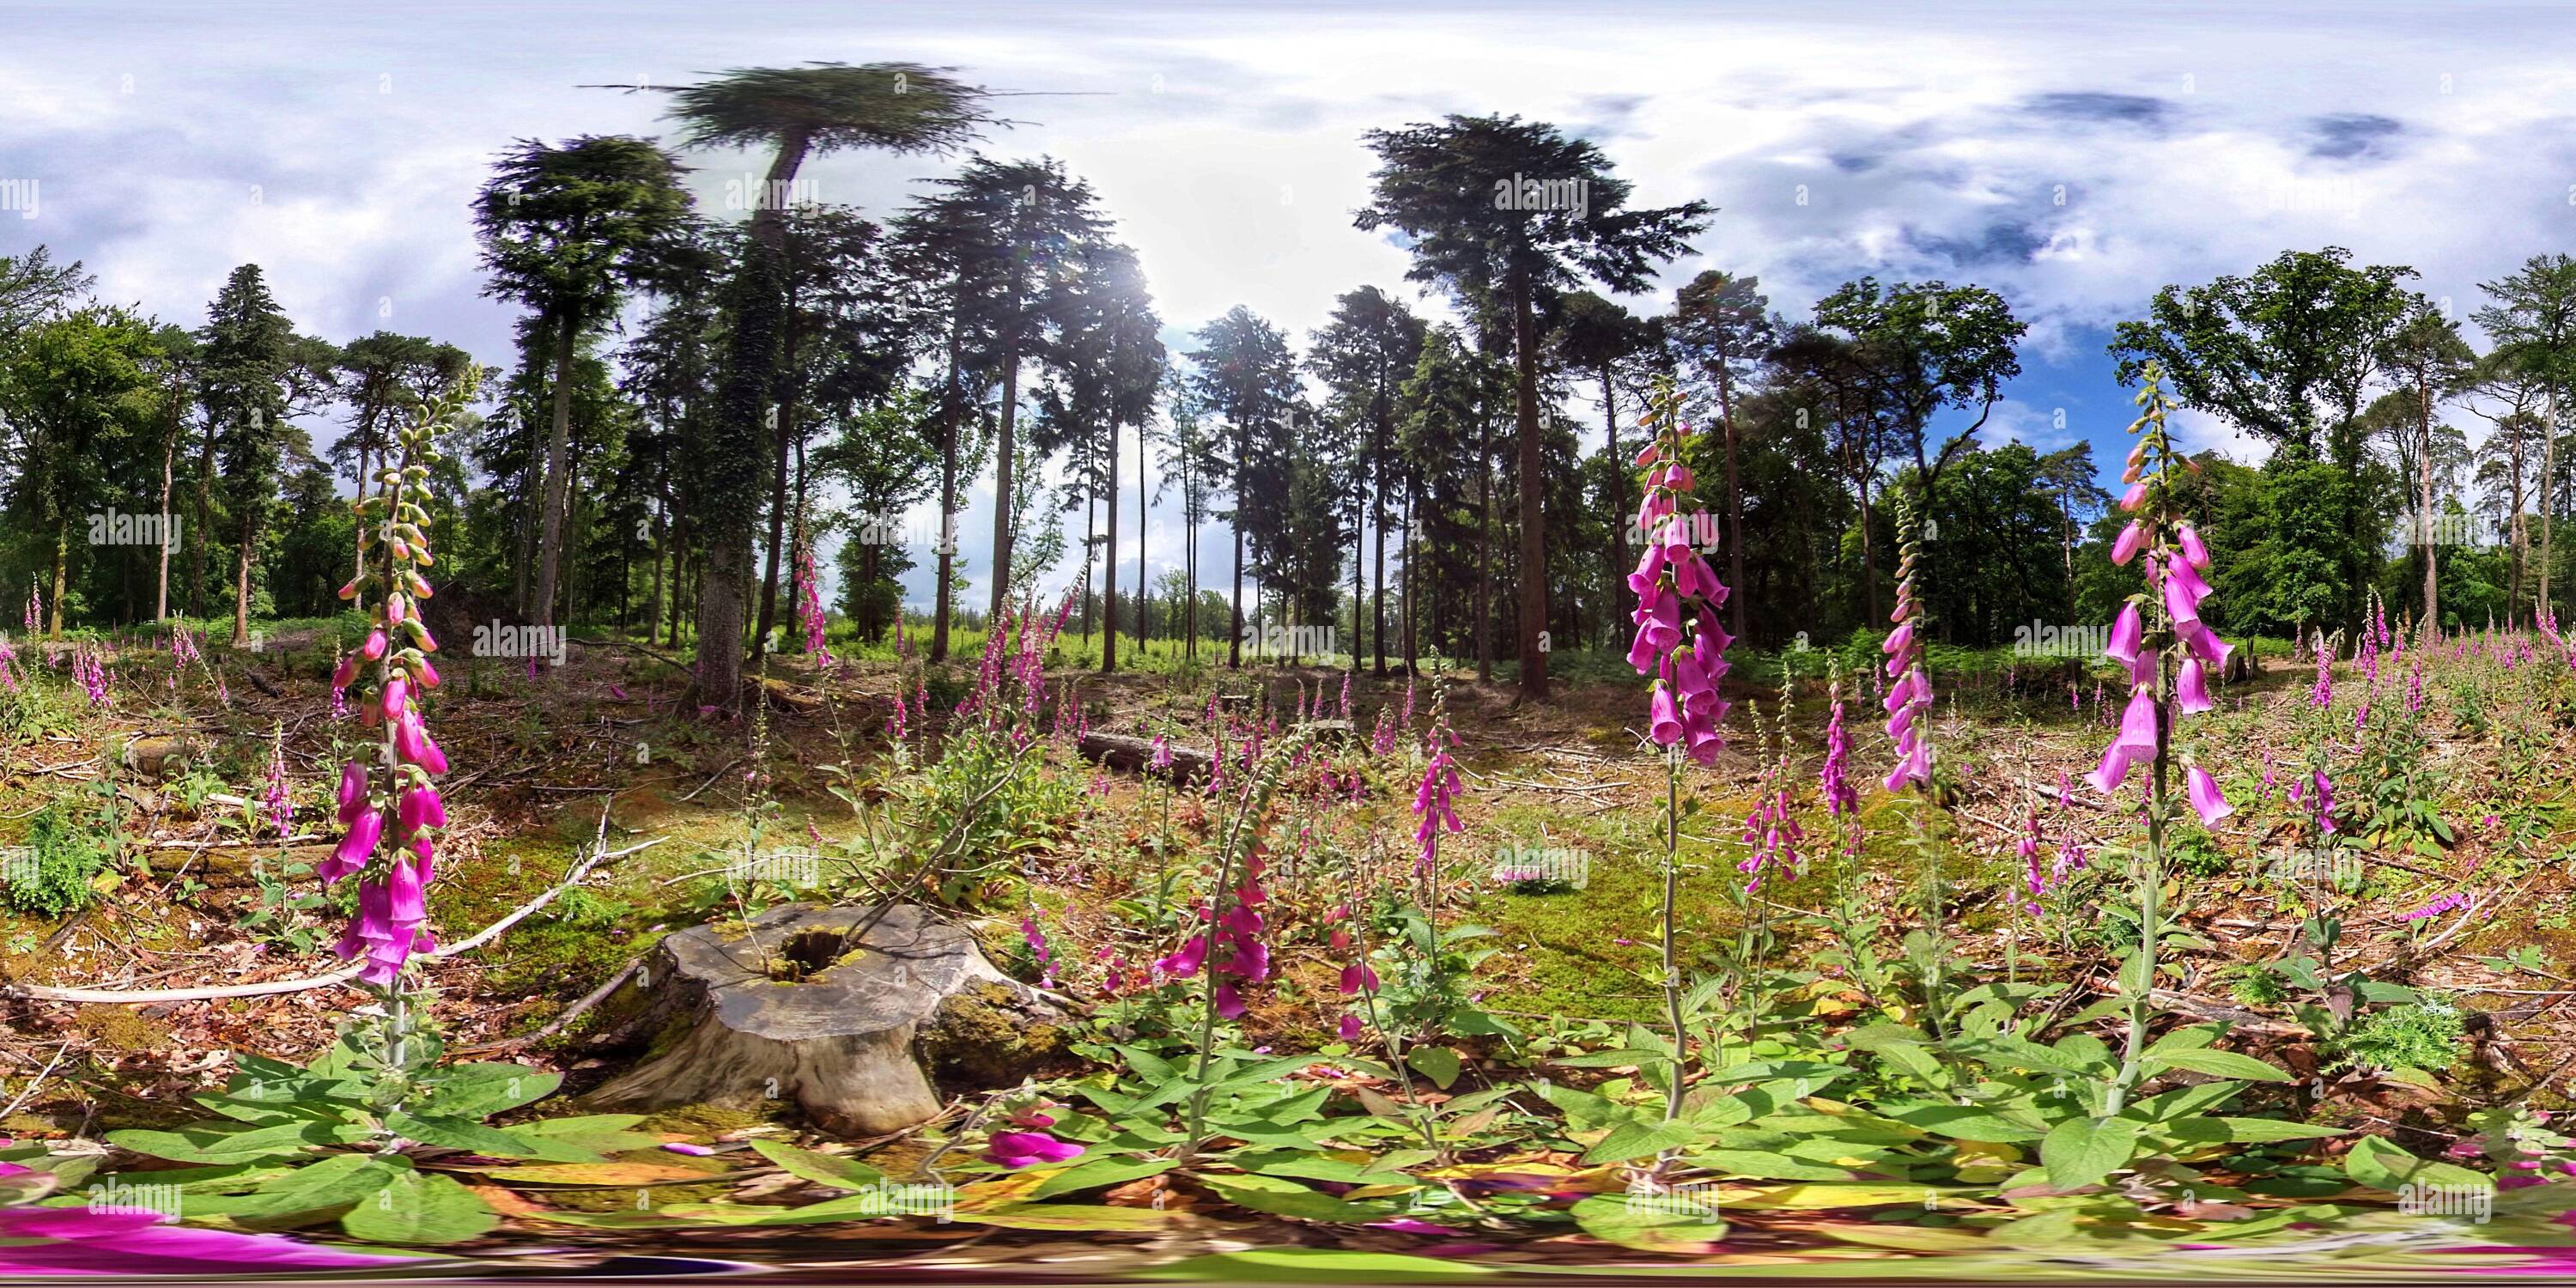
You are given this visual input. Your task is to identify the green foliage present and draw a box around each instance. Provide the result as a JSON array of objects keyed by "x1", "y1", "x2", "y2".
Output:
[
  {"x1": 2328, "y1": 997, "x2": 2468, "y2": 1074},
  {"x1": 2, "y1": 796, "x2": 114, "y2": 918}
]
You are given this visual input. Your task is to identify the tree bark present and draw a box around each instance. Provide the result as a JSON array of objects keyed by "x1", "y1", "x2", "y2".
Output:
[
  {"x1": 2420, "y1": 374, "x2": 2438, "y2": 629},
  {"x1": 231, "y1": 510, "x2": 254, "y2": 648},
  {"x1": 1717, "y1": 364, "x2": 1746, "y2": 643},
  {"x1": 534, "y1": 319, "x2": 578, "y2": 628},
  {"x1": 1103, "y1": 416, "x2": 1120, "y2": 673},
  {"x1": 932, "y1": 317, "x2": 963, "y2": 665},
  {"x1": 1510, "y1": 265, "x2": 1547, "y2": 698},
  {"x1": 155, "y1": 397, "x2": 178, "y2": 623},
  {"x1": 691, "y1": 128, "x2": 808, "y2": 711},
  {"x1": 989, "y1": 343, "x2": 1020, "y2": 623}
]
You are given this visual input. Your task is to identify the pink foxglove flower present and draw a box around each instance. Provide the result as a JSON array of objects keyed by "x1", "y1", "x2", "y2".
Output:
[{"x1": 2184, "y1": 764, "x2": 2233, "y2": 826}]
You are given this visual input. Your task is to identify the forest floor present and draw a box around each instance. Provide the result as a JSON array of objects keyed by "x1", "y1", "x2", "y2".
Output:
[{"x1": 3, "y1": 621, "x2": 2575, "y2": 1279}]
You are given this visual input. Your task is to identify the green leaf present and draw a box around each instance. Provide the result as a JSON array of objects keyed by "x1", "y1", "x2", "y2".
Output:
[
  {"x1": 106, "y1": 1121, "x2": 347, "y2": 1164},
  {"x1": 1569, "y1": 1192, "x2": 1726, "y2": 1253},
  {"x1": 1029, "y1": 1156, "x2": 1181, "y2": 1200},
  {"x1": 1581, "y1": 1118, "x2": 1704, "y2": 1165},
  {"x1": 1202, "y1": 1174, "x2": 1390, "y2": 1223},
  {"x1": 338, "y1": 1170, "x2": 498, "y2": 1245},
  {"x1": 2140, "y1": 1048, "x2": 2293, "y2": 1081},
  {"x1": 2040, "y1": 1116, "x2": 2138, "y2": 1191},
  {"x1": 748, "y1": 1139, "x2": 883, "y2": 1192},
  {"x1": 386, "y1": 1112, "x2": 564, "y2": 1160},
  {"x1": 1140, "y1": 1249, "x2": 1493, "y2": 1281},
  {"x1": 1406, "y1": 1047, "x2": 1462, "y2": 1090},
  {"x1": 414, "y1": 1064, "x2": 559, "y2": 1119},
  {"x1": 2166, "y1": 1118, "x2": 2347, "y2": 1145},
  {"x1": 2342, "y1": 1135, "x2": 2489, "y2": 1194},
  {"x1": 1880, "y1": 1104, "x2": 2044, "y2": 1144}
]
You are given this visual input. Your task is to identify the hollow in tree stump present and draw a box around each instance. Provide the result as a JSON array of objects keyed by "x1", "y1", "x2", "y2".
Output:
[{"x1": 587, "y1": 903, "x2": 1064, "y2": 1137}]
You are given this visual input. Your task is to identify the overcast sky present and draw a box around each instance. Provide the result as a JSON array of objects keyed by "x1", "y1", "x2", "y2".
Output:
[{"x1": 9, "y1": 0, "x2": 2576, "y2": 616}]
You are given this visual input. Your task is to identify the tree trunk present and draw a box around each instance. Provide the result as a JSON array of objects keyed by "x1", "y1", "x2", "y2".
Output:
[
  {"x1": 1136, "y1": 417, "x2": 1148, "y2": 660},
  {"x1": 534, "y1": 319, "x2": 578, "y2": 628},
  {"x1": 1510, "y1": 267, "x2": 1548, "y2": 700},
  {"x1": 932, "y1": 319, "x2": 963, "y2": 665},
  {"x1": 1103, "y1": 418, "x2": 1120, "y2": 673},
  {"x1": 2543, "y1": 392, "x2": 2558, "y2": 625},
  {"x1": 1373, "y1": 417, "x2": 1390, "y2": 677},
  {"x1": 1603, "y1": 367, "x2": 1625, "y2": 650},
  {"x1": 1402, "y1": 483, "x2": 1419, "y2": 674},
  {"x1": 989, "y1": 344, "x2": 1020, "y2": 622},
  {"x1": 2420, "y1": 375, "x2": 2438, "y2": 629},
  {"x1": 189, "y1": 419, "x2": 213, "y2": 619},
  {"x1": 155, "y1": 398, "x2": 178, "y2": 623},
  {"x1": 48, "y1": 523, "x2": 66, "y2": 638},
  {"x1": 1717, "y1": 365, "x2": 1746, "y2": 643},
  {"x1": 1475, "y1": 394, "x2": 1494, "y2": 683},
  {"x1": 648, "y1": 495, "x2": 667, "y2": 647},
  {"x1": 692, "y1": 129, "x2": 809, "y2": 711},
  {"x1": 231, "y1": 510, "x2": 254, "y2": 648},
  {"x1": 1858, "y1": 475, "x2": 1880, "y2": 626},
  {"x1": 1229, "y1": 491, "x2": 1245, "y2": 670}
]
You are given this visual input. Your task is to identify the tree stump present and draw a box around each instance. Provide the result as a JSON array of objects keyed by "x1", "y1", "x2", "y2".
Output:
[
  {"x1": 1078, "y1": 731, "x2": 1212, "y2": 784},
  {"x1": 587, "y1": 903, "x2": 1064, "y2": 1137}
]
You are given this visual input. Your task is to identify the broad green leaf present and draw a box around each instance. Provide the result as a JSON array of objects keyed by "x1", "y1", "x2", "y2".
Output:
[
  {"x1": 414, "y1": 1064, "x2": 559, "y2": 1119},
  {"x1": 386, "y1": 1112, "x2": 564, "y2": 1160},
  {"x1": 106, "y1": 1121, "x2": 347, "y2": 1164},
  {"x1": 339, "y1": 1170, "x2": 498, "y2": 1245},
  {"x1": 1881, "y1": 1104, "x2": 2044, "y2": 1144},
  {"x1": 748, "y1": 1139, "x2": 882, "y2": 1192},
  {"x1": 2141, "y1": 1048, "x2": 2293, "y2": 1082},
  {"x1": 1406, "y1": 1047, "x2": 1462, "y2": 1090},
  {"x1": 2166, "y1": 1118, "x2": 2347, "y2": 1145},
  {"x1": 1202, "y1": 1174, "x2": 1391, "y2": 1223},
  {"x1": 2343, "y1": 1135, "x2": 2489, "y2": 1194},
  {"x1": 1028, "y1": 1155, "x2": 1180, "y2": 1200},
  {"x1": 1568, "y1": 1193, "x2": 1725, "y2": 1253},
  {"x1": 1580, "y1": 1118, "x2": 1703, "y2": 1165},
  {"x1": 1140, "y1": 1249, "x2": 1494, "y2": 1281},
  {"x1": 2041, "y1": 1116, "x2": 2138, "y2": 1191},
  {"x1": 1684, "y1": 1149, "x2": 1858, "y2": 1182},
  {"x1": 954, "y1": 1204, "x2": 1170, "y2": 1231}
]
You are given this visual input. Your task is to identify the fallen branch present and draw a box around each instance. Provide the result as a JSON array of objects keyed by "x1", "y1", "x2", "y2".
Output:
[{"x1": 1, "y1": 835, "x2": 665, "y2": 1005}]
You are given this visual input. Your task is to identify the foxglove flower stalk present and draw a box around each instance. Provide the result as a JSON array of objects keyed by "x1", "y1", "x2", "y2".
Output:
[
  {"x1": 2090, "y1": 364, "x2": 2231, "y2": 1119},
  {"x1": 1881, "y1": 499, "x2": 1933, "y2": 793},
  {"x1": 793, "y1": 541, "x2": 831, "y2": 670},
  {"x1": 1820, "y1": 661, "x2": 1857, "y2": 820},
  {"x1": 263, "y1": 723, "x2": 293, "y2": 840},
  {"x1": 1627, "y1": 395, "x2": 1735, "y2": 766},
  {"x1": 328, "y1": 376, "x2": 472, "y2": 989}
]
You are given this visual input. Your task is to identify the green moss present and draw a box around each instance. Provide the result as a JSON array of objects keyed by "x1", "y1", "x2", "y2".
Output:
[
  {"x1": 920, "y1": 982, "x2": 1066, "y2": 1085},
  {"x1": 638, "y1": 1102, "x2": 772, "y2": 1137}
]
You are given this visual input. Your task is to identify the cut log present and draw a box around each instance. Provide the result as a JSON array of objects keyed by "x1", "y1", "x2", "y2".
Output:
[
  {"x1": 1078, "y1": 731, "x2": 1212, "y2": 784},
  {"x1": 586, "y1": 902, "x2": 1065, "y2": 1137}
]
